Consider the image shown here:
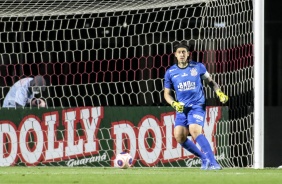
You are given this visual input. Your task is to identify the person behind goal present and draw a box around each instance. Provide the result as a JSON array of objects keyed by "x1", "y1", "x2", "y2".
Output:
[{"x1": 2, "y1": 75, "x2": 47, "y2": 108}]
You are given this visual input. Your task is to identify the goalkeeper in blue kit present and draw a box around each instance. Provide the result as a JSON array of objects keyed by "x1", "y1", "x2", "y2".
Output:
[{"x1": 164, "y1": 41, "x2": 228, "y2": 170}]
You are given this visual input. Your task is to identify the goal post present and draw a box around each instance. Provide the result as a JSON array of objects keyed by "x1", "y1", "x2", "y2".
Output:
[
  {"x1": 0, "y1": 0, "x2": 258, "y2": 168},
  {"x1": 253, "y1": 0, "x2": 264, "y2": 169}
]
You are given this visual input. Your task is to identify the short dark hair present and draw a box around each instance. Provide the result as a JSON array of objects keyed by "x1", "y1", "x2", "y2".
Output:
[
  {"x1": 173, "y1": 41, "x2": 190, "y2": 52},
  {"x1": 30, "y1": 75, "x2": 46, "y2": 91}
]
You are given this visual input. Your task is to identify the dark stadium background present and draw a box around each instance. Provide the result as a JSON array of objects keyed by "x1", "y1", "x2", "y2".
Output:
[{"x1": 264, "y1": 0, "x2": 282, "y2": 167}]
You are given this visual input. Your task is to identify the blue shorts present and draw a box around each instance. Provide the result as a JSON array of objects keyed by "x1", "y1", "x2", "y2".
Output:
[{"x1": 174, "y1": 105, "x2": 206, "y2": 127}]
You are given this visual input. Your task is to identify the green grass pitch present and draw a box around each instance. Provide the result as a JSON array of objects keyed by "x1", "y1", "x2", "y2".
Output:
[{"x1": 0, "y1": 167, "x2": 281, "y2": 184}]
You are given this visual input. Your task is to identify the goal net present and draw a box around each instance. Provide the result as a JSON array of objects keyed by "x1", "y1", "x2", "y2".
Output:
[{"x1": 0, "y1": 0, "x2": 254, "y2": 168}]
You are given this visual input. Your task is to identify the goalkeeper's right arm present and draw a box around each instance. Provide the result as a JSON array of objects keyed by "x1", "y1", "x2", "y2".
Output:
[
  {"x1": 164, "y1": 88, "x2": 184, "y2": 112},
  {"x1": 171, "y1": 101, "x2": 184, "y2": 113}
]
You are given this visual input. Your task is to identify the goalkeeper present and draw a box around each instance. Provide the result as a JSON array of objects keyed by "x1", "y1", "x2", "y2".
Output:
[
  {"x1": 2, "y1": 75, "x2": 47, "y2": 108},
  {"x1": 163, "y1": 41, "x2": 228, "y2": 170}
]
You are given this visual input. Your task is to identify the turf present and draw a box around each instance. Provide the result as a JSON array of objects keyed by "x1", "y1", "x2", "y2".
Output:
[{"x1": 0, "y1": 167, "x2": 281, "y2": 184}]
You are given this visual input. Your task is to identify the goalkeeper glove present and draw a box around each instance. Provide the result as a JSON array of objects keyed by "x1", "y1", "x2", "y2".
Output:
[
  {"x1": 171, "y1": 101, "x2": 184, "y2": 113},
  {"x1": 215, "y1": 89, "x2": 228, "y2": 104}
]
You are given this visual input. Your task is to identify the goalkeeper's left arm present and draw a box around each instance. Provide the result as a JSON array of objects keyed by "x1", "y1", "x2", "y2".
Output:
[{"x1": 205, "y1": 77, "x2": 228, "y2": 104}]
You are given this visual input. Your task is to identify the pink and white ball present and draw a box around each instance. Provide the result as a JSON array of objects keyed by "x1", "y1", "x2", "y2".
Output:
[{"x1": 114, "y1": 152, "x2": 133, "y2": 169}]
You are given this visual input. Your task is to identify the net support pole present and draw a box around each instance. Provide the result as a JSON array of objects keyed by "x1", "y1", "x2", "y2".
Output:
[{"x1": 253, "y1": 0, "x2": 264, "y2": 169}]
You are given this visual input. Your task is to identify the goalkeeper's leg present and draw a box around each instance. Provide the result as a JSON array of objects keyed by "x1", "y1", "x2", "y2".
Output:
[
  {"x1": 174, "y1": 126, "x2": 209, "y2": 170},
  {"x1": 188, "y1": 107, "x2": 222, "y2": 170},
  {"x1": 180, "y1": 138, "x2": 210, "y2": 170},
  {"x1": 195, "y1": 134, "x2": 222, "y2": 170}
]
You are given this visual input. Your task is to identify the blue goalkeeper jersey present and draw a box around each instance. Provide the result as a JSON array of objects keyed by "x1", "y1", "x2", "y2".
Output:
[
  {"x1": 164, "y1": 61, "x2": 207, "y2": 107},
  {"x1": 2, "y1": 77, "x2": 34, "y2": 107}
]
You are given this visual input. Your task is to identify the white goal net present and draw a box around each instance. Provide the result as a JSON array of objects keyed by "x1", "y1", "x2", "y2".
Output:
[{"x1": 0, "y1": 0, "x2": 254, "y2": 168}]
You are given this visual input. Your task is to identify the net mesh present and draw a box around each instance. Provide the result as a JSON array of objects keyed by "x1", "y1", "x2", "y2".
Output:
[
  {"x1": 0, "y1": 0, "x2": 207, "y2": 16},
  {"x1": 0, "y1": 0, "x2": 254, "y2": 167}
]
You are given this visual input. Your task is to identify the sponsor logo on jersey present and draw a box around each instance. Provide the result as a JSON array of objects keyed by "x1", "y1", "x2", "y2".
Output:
[
  {"x1": 177, "y1": 81, "x2": 196, "y2": 91},
  {"x1": 181, "y1": 73, "x2": 188, "y2": 77},
  {"x1": 173, "y1": 74, "x2": 179, "y2": 78},
  {"x1": 190, "y1": 68, "x2": 198, "y2": 76}
]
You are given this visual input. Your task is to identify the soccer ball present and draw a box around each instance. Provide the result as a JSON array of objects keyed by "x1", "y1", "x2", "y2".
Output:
[{"x1": 114, "y1": 152, "x2": 133, "y2": 169}]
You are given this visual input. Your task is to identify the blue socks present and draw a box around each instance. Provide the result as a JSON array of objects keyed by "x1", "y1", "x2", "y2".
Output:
[
  {"x1": 195, "y1": 134, "x2": 216, "y2": 163},
  {"x1": 180, "y1": 138, "x2": 206, "y2": 160},
  {"x1": 180, "y1": 135, "x2": 217, "y2": 163}
]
